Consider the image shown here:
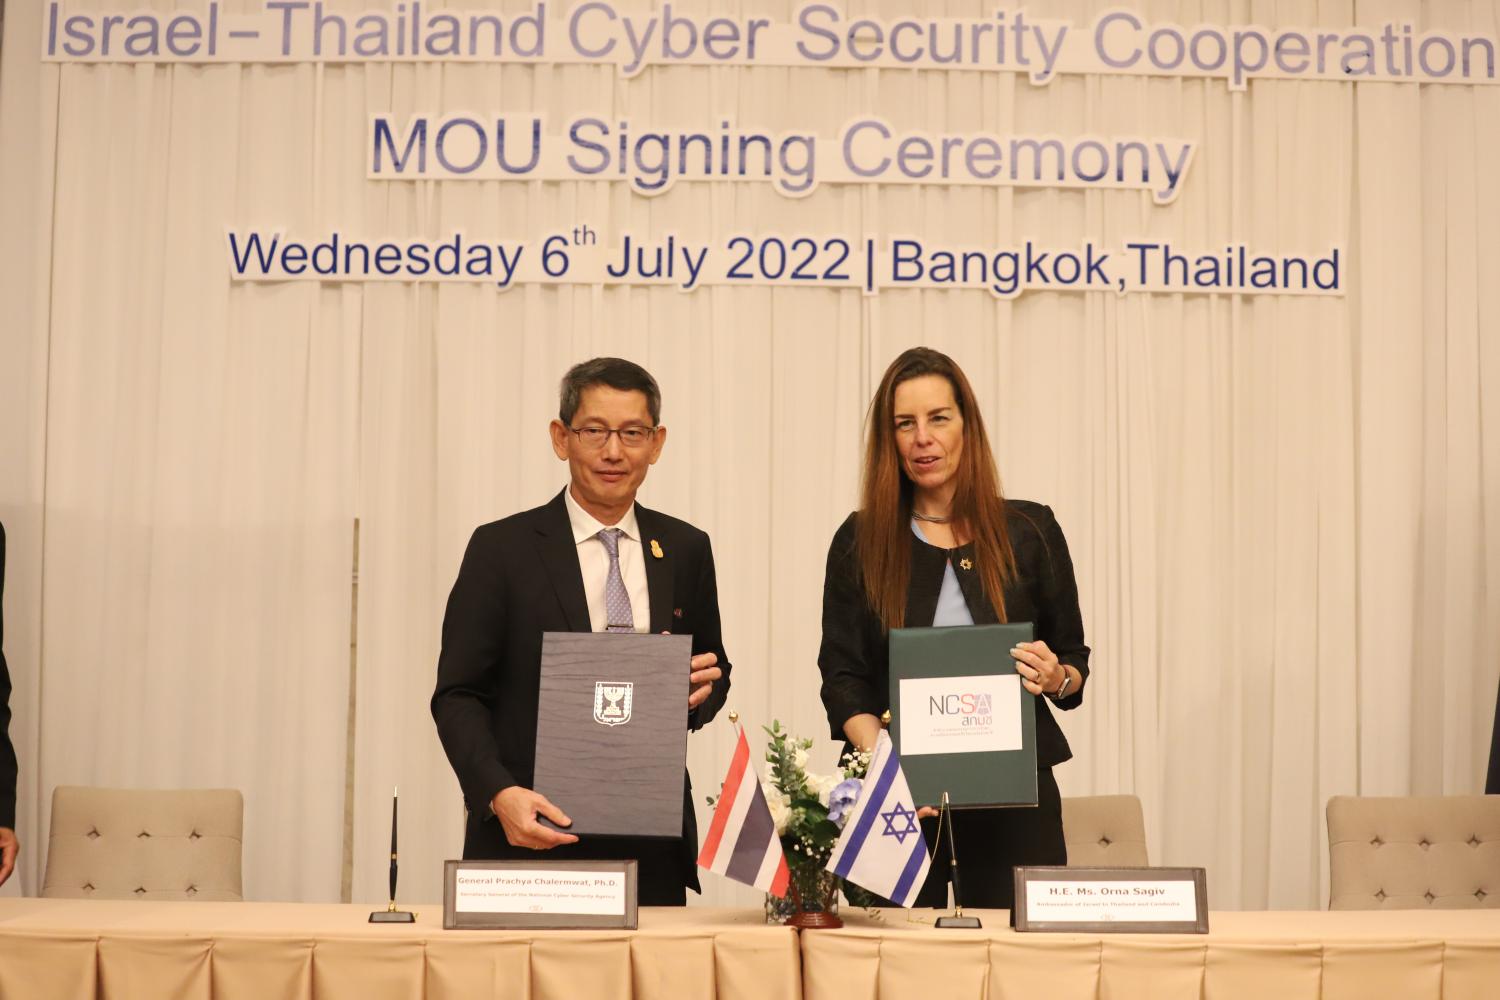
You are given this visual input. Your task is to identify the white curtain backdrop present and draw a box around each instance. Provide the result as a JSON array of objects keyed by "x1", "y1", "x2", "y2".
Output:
[{"x1": 2, "y1": 0, "x2": 1497, "y2": 910}]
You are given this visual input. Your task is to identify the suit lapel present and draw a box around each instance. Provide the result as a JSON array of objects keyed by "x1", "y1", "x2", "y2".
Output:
[
  {"x1": 534, "y1": 489, "x2": 591, "y2": 632},
  {"x1": 904, "y1": 538, "x2": 944, "y2": 628},
  {"x1": 635, "y1": 504, "x2": 675, "y2": 635},
  {"x1": 954, "y1": 543, "x2": 1000, "y2": 624}
]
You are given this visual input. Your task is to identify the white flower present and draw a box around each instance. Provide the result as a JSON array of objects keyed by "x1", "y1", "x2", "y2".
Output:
[
  {"x1": 792, "y1": 747, "x2": 809, "y2": 770},
  {"x1": 809, "y1": 772, "x2": 842, "y2": 807},
  {"x1": 764, "y1": 781, "x2": 793, "y2": 835}
]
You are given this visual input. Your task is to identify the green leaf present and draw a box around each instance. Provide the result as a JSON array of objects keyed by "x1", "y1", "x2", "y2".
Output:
[
  {"x1": 842, "y1": 882, "x2": 883, "y2": 909},
  {"x1": 807, "y1": 819, "x2": 843, "y2": 847}
]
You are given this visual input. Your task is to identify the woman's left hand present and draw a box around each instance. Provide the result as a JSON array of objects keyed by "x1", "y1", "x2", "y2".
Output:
[{"x1": 1012, "y1": 640, "x2": 1063, "y2": 697}]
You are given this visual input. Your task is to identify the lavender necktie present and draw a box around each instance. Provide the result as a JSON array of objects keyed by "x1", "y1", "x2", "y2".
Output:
[{"x1": 597, "y1": 528, "x2": 635, "y2": 633}]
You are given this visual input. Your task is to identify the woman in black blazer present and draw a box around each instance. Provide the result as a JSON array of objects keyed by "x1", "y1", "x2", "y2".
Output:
[{"x1": 817, "y1": 347, "x2": 1090, "y2": 910}]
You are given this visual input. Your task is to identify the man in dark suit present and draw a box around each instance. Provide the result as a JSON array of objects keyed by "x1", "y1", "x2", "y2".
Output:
[
  {"x1": 431, "y1": 358, "x2": 730, "y2": 905},
  {"x1": 0, "y1": 523, "x2": 20, "y2": 886}
]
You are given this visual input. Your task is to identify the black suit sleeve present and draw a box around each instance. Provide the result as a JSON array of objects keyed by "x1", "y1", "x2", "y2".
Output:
[
  {"x1": 0, "y1": 524, "x2": 17, "y2": 829},
  {"x1": 817, "y1": 516, "x2": 885, "y2": 741},
  {"x1": 1031, "y1": 505, "x2": 1089, "y2": 710},
  {"x1": 687, "y1": 536, "x2": 730, "y2": 731},
  {"x1": 431, "y1": 525, "x2": 518, "y2": 814}
]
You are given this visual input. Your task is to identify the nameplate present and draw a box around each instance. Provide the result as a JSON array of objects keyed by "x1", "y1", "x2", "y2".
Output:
[
  {"x1": 1013, "y1": 866, "x2": 1209, "y2": 933},
  {"x1": 442, "y1": 859, "x2": 638, "y2": 930}
]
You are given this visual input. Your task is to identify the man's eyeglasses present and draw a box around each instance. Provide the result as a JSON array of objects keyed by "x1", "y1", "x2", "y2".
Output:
[{"x1": 569, "y1": 425, "x2": 658, "y2": 449}]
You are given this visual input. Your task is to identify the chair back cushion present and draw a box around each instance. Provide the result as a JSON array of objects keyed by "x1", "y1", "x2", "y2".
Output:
[
  {"x1": 1327, "y1": 795, "x2": 1500, "y2": 909},
  {"x1": 42, "y1": 786, "x2": 244, "y2": 900},
  {"x1": 1061, "y1": 794, "x2": 1150, "y2": 866}
]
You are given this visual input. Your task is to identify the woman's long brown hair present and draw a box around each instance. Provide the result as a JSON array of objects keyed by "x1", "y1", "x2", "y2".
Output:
[{"x1": 855, "y1": 348, "x2": 1016, "y2": 632}]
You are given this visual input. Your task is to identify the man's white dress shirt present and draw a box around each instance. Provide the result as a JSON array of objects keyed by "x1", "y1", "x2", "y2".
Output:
[{"x1": 564, "y1": 486, "x2": 650, "y2": 633}]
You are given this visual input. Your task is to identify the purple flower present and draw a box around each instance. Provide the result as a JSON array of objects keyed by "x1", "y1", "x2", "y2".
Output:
[{"x1": 827, "y1": 779, "x2": 863, "y2": 827}]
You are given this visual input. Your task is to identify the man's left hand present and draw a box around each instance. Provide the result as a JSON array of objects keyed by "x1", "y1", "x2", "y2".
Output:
[
  {"x1": 688, "y1": 652, "x2": 721, "y2": 709},
  {"x1": 0, "y1": 828, "x2": 18, "y2": 886}
]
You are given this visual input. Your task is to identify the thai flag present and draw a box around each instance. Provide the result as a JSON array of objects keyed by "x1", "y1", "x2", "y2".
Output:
[
  {"x1": 697, "y1": 726, "x2": 791, "y2": 897},
  {"x1": 825, "y1": 731, "x2": 932, "y2": 907}
]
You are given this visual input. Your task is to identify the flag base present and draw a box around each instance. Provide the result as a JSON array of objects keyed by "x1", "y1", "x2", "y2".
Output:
[
  {"x1": 935, "y1": 913, "x2": 982, "y2": 929},
  {"x1": 788, "y1": 910, "x2": 844, "y2": 929}
]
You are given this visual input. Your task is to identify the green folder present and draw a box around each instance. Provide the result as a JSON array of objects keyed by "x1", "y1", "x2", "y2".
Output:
[{"x1": 888, "y1": 623, "x2": 1038, "y2": 808}]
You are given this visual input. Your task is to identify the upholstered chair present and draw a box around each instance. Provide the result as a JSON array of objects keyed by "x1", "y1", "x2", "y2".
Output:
[
  {"x1": 1326, "y1": 795, "x2": 1500, "y2": 909},
  {"x1": 42, "y1": 786, "x2": 244, "y2": 900},
  {"x1": 1060, "y1": 794, "x2": 1150, "y2": 866}
]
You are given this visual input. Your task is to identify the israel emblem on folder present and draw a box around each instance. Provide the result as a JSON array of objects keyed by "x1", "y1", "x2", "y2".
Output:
[{"x1": 593, "y1": 682, "x2": 634, "y2": 726}]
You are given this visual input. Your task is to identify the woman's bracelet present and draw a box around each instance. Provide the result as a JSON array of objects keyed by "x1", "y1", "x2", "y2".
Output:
[{"x1": 1048, "y1": 670, "x2": 1073, "y2": 701}]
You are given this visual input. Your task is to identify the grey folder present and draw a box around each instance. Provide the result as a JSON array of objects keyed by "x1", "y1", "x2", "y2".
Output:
[
  {"x1": 532, "y1": 631, "x2": 690, "y2": 838},
  {"x1": 888, "y1": 622, "x2": 1038, "y2": 808}
]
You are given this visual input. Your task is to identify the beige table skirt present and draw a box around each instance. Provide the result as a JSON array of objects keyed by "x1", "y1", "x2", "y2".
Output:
[
  {"x1": 3, "y1": 901, "x2": 1498, "y2": 1000},
  {"x1": 0, "y1": 900, "x2": 798, "y2": 1000},
  {"x1": 804, "y1": 908, "x2": 1500, "y2": 1000}
]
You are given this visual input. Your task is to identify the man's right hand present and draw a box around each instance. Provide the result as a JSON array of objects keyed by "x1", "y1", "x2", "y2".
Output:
[{"x1": 490, "y1": 787, "x2": 580, "y2": 849}]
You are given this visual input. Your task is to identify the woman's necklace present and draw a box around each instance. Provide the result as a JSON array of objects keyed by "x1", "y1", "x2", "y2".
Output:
[{"x1": 911, "y1": 510, "x2": 951, "y2": 524}]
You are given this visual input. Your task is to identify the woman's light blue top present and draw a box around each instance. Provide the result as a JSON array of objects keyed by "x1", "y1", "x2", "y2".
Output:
[{"x1": 912, "y1": 519, "x2": 974, "y2": 627}]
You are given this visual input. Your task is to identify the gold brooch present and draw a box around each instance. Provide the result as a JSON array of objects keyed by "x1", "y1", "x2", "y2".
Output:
[
  {"x1": 650, "y1": 539, "x2": 664, "y2": 559},
  {"x1": 959, "y1": 558, "x2": 973, "y2": 571}
]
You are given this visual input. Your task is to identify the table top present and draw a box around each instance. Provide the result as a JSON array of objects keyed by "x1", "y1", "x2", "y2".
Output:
[
  {"x1": 0, "y1": 899, "x2": 785, "y2": 939},
  {"x1": 1, "y1": 899, "x2": 1495, "y2": 942}
]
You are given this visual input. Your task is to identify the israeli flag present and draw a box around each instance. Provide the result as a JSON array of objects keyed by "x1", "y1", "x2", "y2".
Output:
[{"x1": 825, "y1": 730, "x2": 932, "y2": 907}]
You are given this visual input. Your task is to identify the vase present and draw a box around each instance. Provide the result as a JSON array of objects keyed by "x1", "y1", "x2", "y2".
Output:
[
  {"x1": 764, "y1": 888, "x2": 798, "y2": 925},
  {"x1": 766, "y1": 863, "x2": 843, "y2": 929}
]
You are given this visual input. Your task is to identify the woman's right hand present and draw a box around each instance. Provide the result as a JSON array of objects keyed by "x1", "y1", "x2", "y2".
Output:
[{"x1": 842, "y1": 712, "x2": 885, "y2": 752}]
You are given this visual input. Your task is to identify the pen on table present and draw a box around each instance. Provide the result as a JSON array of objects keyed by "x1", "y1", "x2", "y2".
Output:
[{"x1": 389, "y1": 786, "x2": 399, "y2": 908}]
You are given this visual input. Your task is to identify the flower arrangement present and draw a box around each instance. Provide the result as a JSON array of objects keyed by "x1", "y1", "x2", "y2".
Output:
[{"x1": 756, "y1": 721, "x2": 884, "y2": 923}]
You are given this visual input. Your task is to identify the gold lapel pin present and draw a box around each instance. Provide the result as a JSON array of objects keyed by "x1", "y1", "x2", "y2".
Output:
[
  {"x1": 651, "y1": 539, "x2": 664, "y2": 559},
  {"x1": 959, "y1": 558, "x2": 973, "y2": 571}
]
